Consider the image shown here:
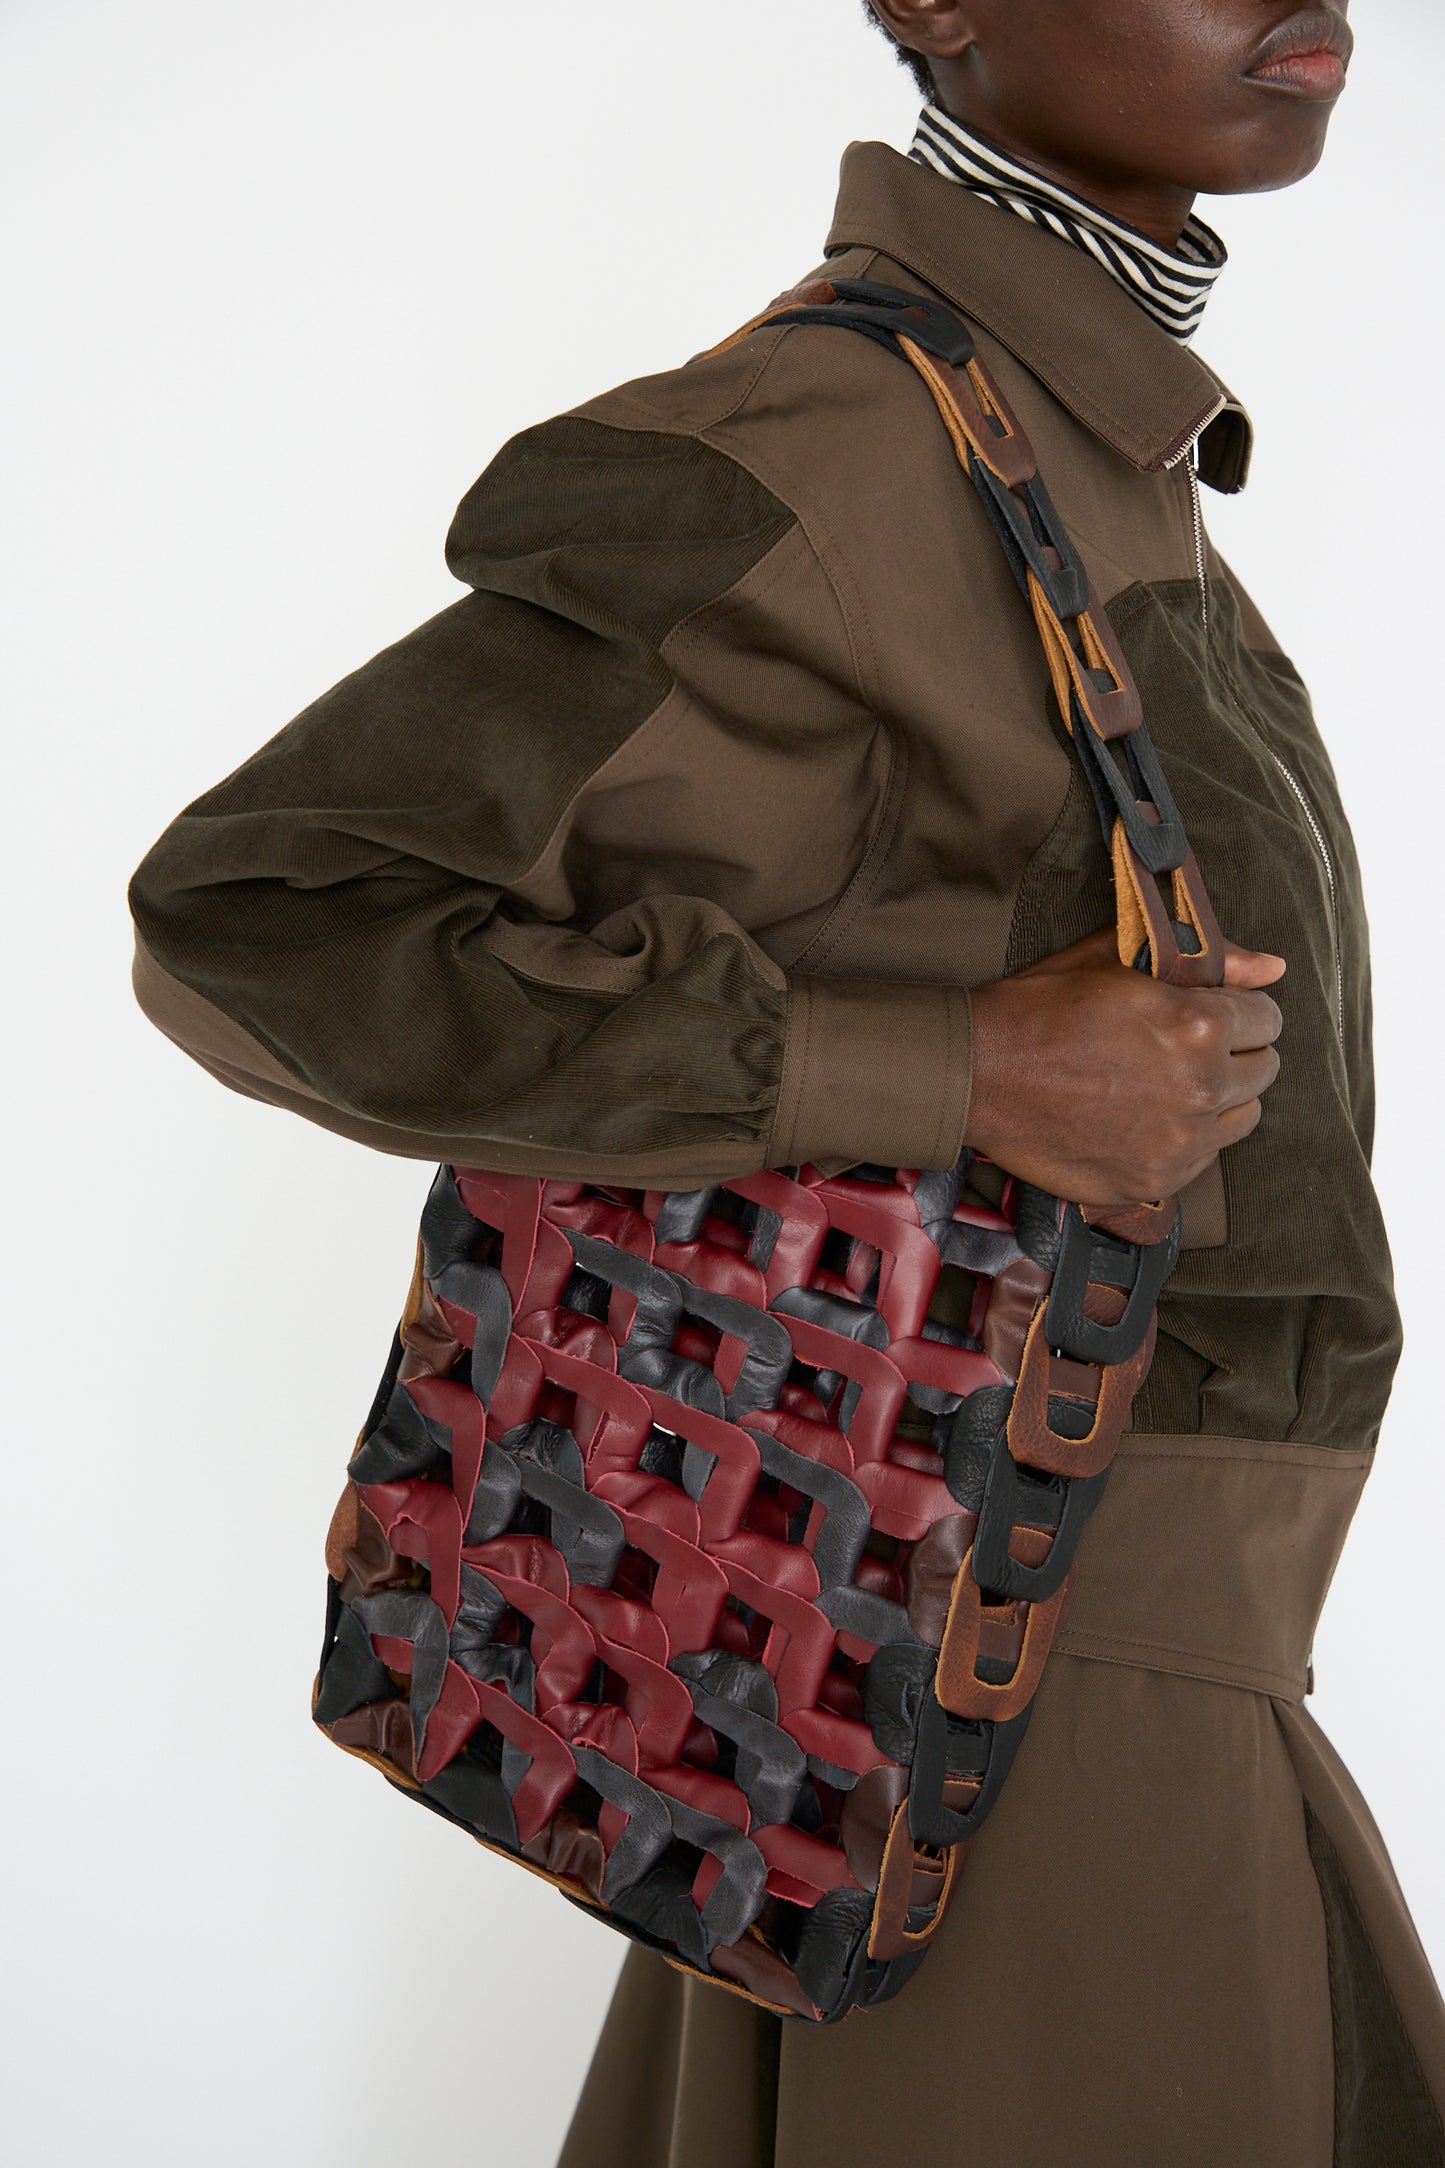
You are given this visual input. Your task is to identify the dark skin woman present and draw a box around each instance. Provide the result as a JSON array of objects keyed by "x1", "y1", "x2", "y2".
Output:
[
  {"x1": 127, "y1": 0, "x2": 1434, "y2": 2152},
  {"x1": 867, "y1": 0, "x2": 1353, "y2": 1210}
]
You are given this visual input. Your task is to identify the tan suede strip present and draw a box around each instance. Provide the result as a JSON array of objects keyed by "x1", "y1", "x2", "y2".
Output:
[
  {"x1": 772, "y1": 973, "x2": 972, "y2": 1172},
  {"x1": 1057, "y1": 1432, "x2": 1373, "y2": 1701}
]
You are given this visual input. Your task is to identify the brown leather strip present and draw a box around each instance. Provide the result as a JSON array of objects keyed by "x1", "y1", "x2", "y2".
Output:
[
  {"x1": 1169, "y1": 848, "x2": 1227, "y2": 985},
  {"x1": 699, "y1": 277, "x2": 840, "y2": 362},
  {"x1": 904, "y1": 1513, "x2": 976, "y2": 1644},
  {"x1": 1112, "y1": 817, "x2": 1227, "y2": 989},
  {"x1": 1082, "y1": 1196, "x2": 1178, "y2": 1247},
  {"x1": 326, "y1": 1698, "x2": 418, "y2": 1778},
  {"x1": 867, "y1": 1801, "x2": 964, "y2": 1961},
  {"x1": 935, "y1": 1547, "x2": 1075, "y2": 1722},
  {"x1": 1006, "y1": 1307, "x2": 1156, "y2": 1480},
  {"x1": 521, "y1": 1809, "x2": 609, "y2": 1901},
  {"x1": 706, "y1": 1932, "x2": 826, "y2": 2021},
  {"x1": 898, "y1": 337, "x2": 1037, "y2": 490},
  {"x1": 980, "y1": 1252, "x2": 1054, "y2": 1382},
  {"x1": 707, "y1": 284, "x2": 1229, "y2": 1018},
  {"x1": 840, "y1": 1764, "x2": 910, "y2": 1892},
  {"x1": 1026, "y1": 573, "x2": 1144, "y2": 743}
]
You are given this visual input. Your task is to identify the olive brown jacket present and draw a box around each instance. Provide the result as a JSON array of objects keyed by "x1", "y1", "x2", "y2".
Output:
[{"x1": 130, "y1": 143, "x2": 1445, "y2": 2166}]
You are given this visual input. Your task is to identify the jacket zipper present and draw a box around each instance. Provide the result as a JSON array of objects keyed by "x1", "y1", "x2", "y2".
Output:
[
  {"x1": 1163, "y1": 402, "x2": 1222, "y2": 633},
  {"x1": 1163, "y1": 407, "x2": 1346, "y2": 1051},
  {"x1": 1184, "y1": 457, "x2": 1210, "y2": 634}
]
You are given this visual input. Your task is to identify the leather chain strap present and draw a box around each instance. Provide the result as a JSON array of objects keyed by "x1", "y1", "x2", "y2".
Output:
[{"x1": 712, "y1": 279, "x2": 1227, "y2": 1959}]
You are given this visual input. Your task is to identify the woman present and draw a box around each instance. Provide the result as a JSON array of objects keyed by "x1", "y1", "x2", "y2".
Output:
[{"x1": 128, "y1": 0, "x2": 1445, "y2": 2159}]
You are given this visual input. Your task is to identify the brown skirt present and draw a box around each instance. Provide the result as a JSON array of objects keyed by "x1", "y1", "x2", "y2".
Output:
[{"x1": 557, "y1": 1438, "x2": 1445, "y2": 2168}]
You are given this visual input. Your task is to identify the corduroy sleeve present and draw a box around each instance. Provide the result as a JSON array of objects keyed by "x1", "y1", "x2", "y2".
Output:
[{"x1": 129, "y1": 413, "x2": 972, "y2": 1187}]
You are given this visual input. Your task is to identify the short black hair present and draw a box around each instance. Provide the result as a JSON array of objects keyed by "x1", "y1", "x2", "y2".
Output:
[{"x1": 862, "y1": 5, "x2": 933, "y2": 97}]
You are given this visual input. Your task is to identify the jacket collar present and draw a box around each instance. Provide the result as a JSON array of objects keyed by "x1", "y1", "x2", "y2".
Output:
[{"x1": 825, "y1": 141, "x2": 1252, "y2": 494}]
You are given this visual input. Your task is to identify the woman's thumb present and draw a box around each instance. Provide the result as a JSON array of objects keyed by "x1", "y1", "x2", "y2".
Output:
[{"x1": 1222, "y1": 939, "x2": 1287, "y2": 989}]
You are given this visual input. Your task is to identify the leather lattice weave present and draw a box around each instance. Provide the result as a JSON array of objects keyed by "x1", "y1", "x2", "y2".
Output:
[{"x1": 317, "y1": 1157, "x2": 1101, "y2": 2019}]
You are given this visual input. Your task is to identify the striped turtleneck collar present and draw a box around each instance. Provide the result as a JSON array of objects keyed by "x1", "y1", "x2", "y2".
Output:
[{"x1": 909, "y1": 103, "x2": 1227, "y2": 347}]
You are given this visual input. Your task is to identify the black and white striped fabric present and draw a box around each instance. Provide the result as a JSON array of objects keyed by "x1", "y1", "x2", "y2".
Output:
[{"x1": 910, "y1": 102, "x2": 1226, "y2": 347}]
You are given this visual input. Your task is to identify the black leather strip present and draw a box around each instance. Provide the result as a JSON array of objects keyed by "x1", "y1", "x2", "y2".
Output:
[
  {"x1": 349, "y1": 1376, "x2": 451, "y2": 1486},
  {"x1": 350, "y1": 1590, "x2": 450, "y2": 1762},
  {"x1": 746, "y1": 1427, "x2": 872, "y2": 1589},
  {"x1": 571, "y1": 1745, "x2": 675, "y2": 1903}
]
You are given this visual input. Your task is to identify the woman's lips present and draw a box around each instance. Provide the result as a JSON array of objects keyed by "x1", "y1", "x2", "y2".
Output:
[
  {"x1": 1244, "y1": 10, "x2": 1352, "y2": 98},
  {"x1": 1246, "y1": 47, "x2": 1347, "y2": 96}
]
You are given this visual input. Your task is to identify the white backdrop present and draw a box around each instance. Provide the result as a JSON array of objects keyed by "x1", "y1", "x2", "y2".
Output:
[{"x1": 5, "y1": 4, "x2": 1443, "y2": 2162}]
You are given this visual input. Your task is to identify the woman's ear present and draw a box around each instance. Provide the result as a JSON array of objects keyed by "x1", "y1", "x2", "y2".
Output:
[{"x1": 866, "y1": 0, "x2": 979, "y2": 66}]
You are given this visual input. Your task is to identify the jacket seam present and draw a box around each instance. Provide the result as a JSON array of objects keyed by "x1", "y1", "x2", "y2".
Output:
[
  {"x1": 660, "y1": 518, "x2": 811, "y2": 675},
  {"x1": 485, "y1": 520, "x2": 808, "y2": 918},
  {"x1": 703, "y1": 402, "x2": 884, "y2": 717},
  {"x1": 769, "y1": 978, "x2": 813, "y2": 1164},
  {"x1": 565, "y1": 359, "x2": 885, "y2": 722},
  {"x1": 789, "y1": 728, "x2": 909, "y2": 974},
  {"x1": 1055, "y1": 1627, "x2": 1304, "y2": 1699},
  {"x1": 578, "y1": 526, "x2": 823, "y2": 936},
  {"x1": 1106, "y1": 1447, "x2": 1372, "y2": 1473},
  {"x1": 590, "y1": 326, "x2": 793, "y2": 441}
]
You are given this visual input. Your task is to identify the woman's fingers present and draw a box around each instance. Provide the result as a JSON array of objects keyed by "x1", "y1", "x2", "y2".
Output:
[
  {"x1": 1221, "y1": 938, "x2": 1287, "y2": 989},
  {"x1": 1217, "y1": 1043, "x2": 1282, "y2": 1112},
  {"x1": 1217, "y1": 986, "x2": 1284, "y2": 1052},
  {"x1": 1025, "y1": 928, "x2": 1286, "y2": 994},
  {"x1": 966, "y1": 919, "x2": 1290, "y2": 1207}
]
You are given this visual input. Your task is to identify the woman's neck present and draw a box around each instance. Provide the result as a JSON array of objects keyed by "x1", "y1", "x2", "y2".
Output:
[{"x1": 931, "y1": 101, "x2": 1197, "y2": 248}]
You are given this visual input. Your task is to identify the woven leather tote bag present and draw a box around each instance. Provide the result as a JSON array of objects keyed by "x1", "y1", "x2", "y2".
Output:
[{"x1": 313, "y1": 282, "x2": 1226, "y2": 2024}]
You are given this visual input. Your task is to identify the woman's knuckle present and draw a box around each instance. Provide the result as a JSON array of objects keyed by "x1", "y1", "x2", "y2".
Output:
[
  {"x1": 1173, "y1": 1017, "x2": 1222, "y2": 1080},
  {"x1": 1184, "y1": 1064, "x2": 1221, "y2": 1115}
]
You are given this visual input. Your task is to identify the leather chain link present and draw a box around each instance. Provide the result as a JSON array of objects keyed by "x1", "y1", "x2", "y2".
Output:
[{"x1": 722, "y1": 278, "x2": 1227, "y2": 1960}]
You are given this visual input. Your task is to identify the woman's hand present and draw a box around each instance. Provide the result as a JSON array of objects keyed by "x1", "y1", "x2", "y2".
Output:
[{"x1": 966, "y1": 927, "x2": 1286, "y2": 1209}]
